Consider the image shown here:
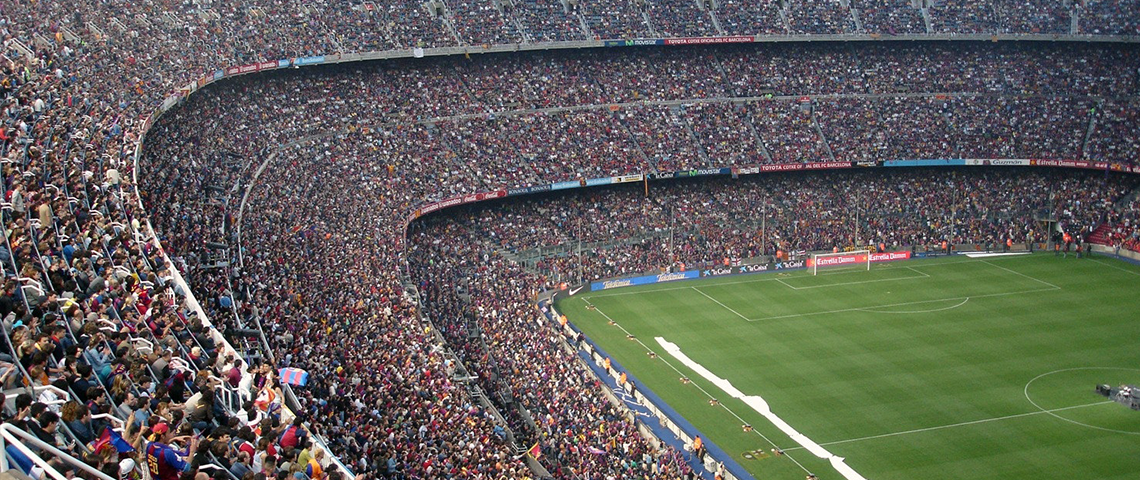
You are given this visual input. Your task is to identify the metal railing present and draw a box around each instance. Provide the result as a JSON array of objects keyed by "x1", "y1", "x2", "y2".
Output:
[{"x1": 0, "y1": 423, "x2": 115, "y2": 480}]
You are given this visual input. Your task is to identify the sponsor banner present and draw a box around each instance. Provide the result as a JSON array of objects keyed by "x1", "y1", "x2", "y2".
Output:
[
  {"x1": 738, "y1": 263, "x2": 771, "y2": 274},
  {"x1": 277, "y1": 59, "x2": 291, "y2": 68},
  {"x1": 855, "y1": 161, "x2": 879, "y2": 167},
  {"x1": 883, "y1": 159, "x2": 966, "y2": 167},
  {"x1": 591, "y1": 270, "x2": 699, "y2": 291},
  {"x1": 664, "y1": 36, "x2": 754, "y2": 45},
  {"x1": 585, "y1": 177, "x2": 614, "y2": 187},
  {"x1": 774, "y1": 259, "x2": 806, "y2": 270},
  {"x1": 507, "y1": 184, "x2": 552, "y2": 196},
  {"x1": 414, "y1": 189, "x2": 507, "y2": 217},
  {"x1": 672, "y1": 167, "x2": 731, "y2": 178},
  {"x1": 613, "y1": 174, "x2": 644, "y2": 184},
  {"x1": 551, "y1": 180, "x2": 582, "y2": 191},
  {"x1": 734, "y1": 166, "x2": 760, "y2": 175},
  {"x1": 963, "y1": 159, "x2": 1030, "y2": 166},
  {"x1": 700, "y1": 266, "x2": 735, "y2": 278},
  {"x1": 807, "y1": 253, "x2": 868, "y2": 268},
  {"x1": 759, "y1": 162, "x2": 852, "y2": 172},
  {"x1": 1028, "y1": 159, "x2": 1136, "y2": 173},
  {"x1": 258, "y1": 61, "x2": 278, "y2": 71},
  {"x1": 225, "y1": 66, "x2": 241, "y2": 76},
  {"x1": 807, "y1": 251, "x2": 910, "y2": 267},
  {"x1": 1030, "y1": 159, "x2": 1095, "y2": 169},
  {"x1": 459, "y1": 189, "x2": 506, "y2": 204},
  {"x1": 213, "y1": 70, "x2": 225, "y2": 80},
  {"x1": 295, "y1": 55, "x2": 326, "y2": 66},
  {"x1": 198, "y1": 76, "x2": 212, "y2": 88},
  {"x1": 604, "y1": 39, "x2": 665, "y2": 47},
  {"x1": 238, "y1": 63, "x2": 259, "y2": 74},
  {"x1": 870, "y1": 251, "x2": 912, "y2": 262},
  {"x1": 700, "y1": 259, "x2": 808, "y2": 278}
]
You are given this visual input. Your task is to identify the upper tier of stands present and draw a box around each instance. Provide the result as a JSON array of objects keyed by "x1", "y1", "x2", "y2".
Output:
[{"x1": 1, "y1": 0, "x2": 1139, "y2": 478}]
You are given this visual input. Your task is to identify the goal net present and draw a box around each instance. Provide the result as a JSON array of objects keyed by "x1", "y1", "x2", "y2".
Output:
[{"x1": 809, "y1": 250, "x2": 871, "y2": 275}]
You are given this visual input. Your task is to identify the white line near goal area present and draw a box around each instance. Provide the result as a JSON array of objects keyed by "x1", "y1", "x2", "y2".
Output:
[
  {"x1": 744, "y1": 287, "x2": 1058, "y2": 322},
  {"x1": 656, "y1": 337, "x2": 870, "y2": 480}
]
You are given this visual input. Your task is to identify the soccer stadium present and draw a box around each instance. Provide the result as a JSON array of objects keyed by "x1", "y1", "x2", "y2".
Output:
[{"x1": 1, "y1": 1, "x2": 1140, "y2": 480}]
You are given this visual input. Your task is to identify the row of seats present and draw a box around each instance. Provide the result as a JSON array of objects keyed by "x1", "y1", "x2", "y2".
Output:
[
  {"x1": 136, "y1": 41, "x2": 1140, "y2": 478},
  {"x1": 0, "y1": 0, "x2": 1136, "y2": 475}
]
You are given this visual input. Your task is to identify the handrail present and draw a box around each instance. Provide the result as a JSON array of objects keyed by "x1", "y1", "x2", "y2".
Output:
[
  {"x1": 0, "y1": 422, "x2": 115, "y2": 480},
  {"x1": 280, "y1": 384, "x2": 355, "y2": 478},
  {"x1": 33, "y1": 385, "x2": 70, "y2": 408},
  {"x1": 90, "y1": 413, "x2": 125, "y2": 429}
]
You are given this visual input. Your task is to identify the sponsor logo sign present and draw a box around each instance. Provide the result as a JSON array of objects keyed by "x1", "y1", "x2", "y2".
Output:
[
  {"x1": 590, "y1": 270, "x2": 699, "y2": 291},
  {"x1": 295, "y1": 56, "x2": 326, "y2": 66},
  {"x1": 613, "y1": 174, "x2": 644, "y2": 184},
  {"x1": 963, "y1": 159, "x2": 1030, "y2": 166},
  {"x1": 507, "y1": 184, "x2": 552, "y2": 196},
  {"x1": 701, "y1": 267, "x2": 733, "y2": 277},
  {"x1": 739, "y1": 264, "x2": 770, "y2": 273},
  {"x1": 775, "y1": 259, "x2": 806, "y2": 270},
  {"x1": 759, "y1": 162, "x2": 851, "y2": 172},
  {"x1": 663, "y1": 36, "x2": 754, "y2": 45},
  {"x1": 870, "y1": 251, "x2": 912, "y2": 262}
]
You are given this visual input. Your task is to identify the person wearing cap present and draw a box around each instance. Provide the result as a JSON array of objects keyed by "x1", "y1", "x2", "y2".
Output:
[
  {"x1": 119, "y1": 458, "x2": 140, "y2": 480},
  {"x1": 145, "y1": 422, "x2": 200, "y2": 480}
]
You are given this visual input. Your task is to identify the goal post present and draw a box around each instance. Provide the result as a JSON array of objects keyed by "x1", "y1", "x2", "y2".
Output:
[{"x1": 809, "y1": 250, "x2": 871, "y2": 275}]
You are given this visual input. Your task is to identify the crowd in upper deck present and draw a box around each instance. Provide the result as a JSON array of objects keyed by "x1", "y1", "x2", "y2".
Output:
[{"x1": 0, "y1": 0, "x2": 1138, "y2": 477}]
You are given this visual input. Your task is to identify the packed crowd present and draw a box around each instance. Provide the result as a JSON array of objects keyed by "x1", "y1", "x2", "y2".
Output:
[
  {"x1": 215, "y1": 128, "x2": 701, "y2": 479},
  {"x1": 785, "y1": 0, "x2": 858, "y2": 34},
  {"x1": 1078, "y1": 0, "x2": 1140, "y2": 36},
  {"x1": 406, "y1": 210, "x2": 699, "y2": 479},
  {"x1": 814, "y1": 96, "x2": 1093, "y2": 162},
  {"x1": 443, "y1": 169, "x2": 1136, "y2": 282},
  {"x1": 0, "y1": 0, "x2": 1137, "y2": 474},
  {"x1": 647, "y1": 0, "x2": 720, "y2": 38},
  {"x1": 854, "y1": 0, "x2": 926, "y2": 34},
  {"x1": 715, "y1": 0, "x2": 790, "y2": 35},
  {"x1": 1102, "y1": 200, "x2": 1140, "y2": 253}
]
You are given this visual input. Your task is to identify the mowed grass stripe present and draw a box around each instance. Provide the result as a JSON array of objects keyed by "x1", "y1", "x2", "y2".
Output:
[{"x1": 560, "y1": 254, "x2": 1140, "y2": 480}]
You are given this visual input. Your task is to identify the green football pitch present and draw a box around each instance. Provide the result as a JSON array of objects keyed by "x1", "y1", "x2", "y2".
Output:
[{"x1": 554, "y1": 254, "x2": 1140, "y2": 480}]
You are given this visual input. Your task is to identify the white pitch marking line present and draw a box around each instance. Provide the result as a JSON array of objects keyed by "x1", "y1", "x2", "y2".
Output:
[
  {"x1": 775, "y1": 277, "x2": 800, "y2": 290},
  {"x1": 691, "y1": 286, "x2": 752, "y2": 321},
  {"x1": 857, "y1": 297, "x2": 969, "y2": 314},
  {"x1": 905, "y1": 266, "x2": 932, "y2": 278},
  {"x1": 747, "y1": 287, "x2": 1058, "y2": 322},
  {"x1": 981, "y1": 260, "x2": 1062, "y2": 290},
  {"x1": 1090, "y1": 258, "x2": 1140, "y2": 277},
  {"x1": 581, "y1": 299, "x2": 816, "y2": 475},
  {"x1": 782, "y1": 272, "x2": 931, "y2": 290},
  {"x1": 778, "y1": 400, "x2": 1115, "y2": 452},
  {"x1": 585, "y1": 259, "x2": 984, "y2": 298}
]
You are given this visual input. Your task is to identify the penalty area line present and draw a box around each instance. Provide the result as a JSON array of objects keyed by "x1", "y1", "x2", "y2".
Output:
[
  {"x1": 778, "y1": 400, "x2": 1115, "y2": 452},
  {"x1": 747, "y1": 287, "x2": 1058, "y2": 322},
  {"x1": 691, "y1": 287, "x2": 752, "y2": 321}
]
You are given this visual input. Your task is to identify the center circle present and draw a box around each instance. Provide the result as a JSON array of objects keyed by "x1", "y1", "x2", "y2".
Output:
[{"x1": 1023, "y1": 367, "x2": 1140, "y2": 435}]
